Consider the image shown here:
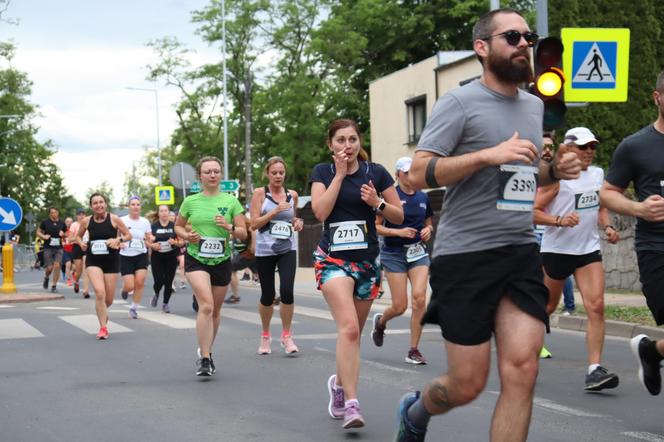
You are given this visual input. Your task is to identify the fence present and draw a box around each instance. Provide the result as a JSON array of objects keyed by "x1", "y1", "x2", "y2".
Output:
[{"x1": 2, "y1": 244, "x2": 35, "y2": 272}]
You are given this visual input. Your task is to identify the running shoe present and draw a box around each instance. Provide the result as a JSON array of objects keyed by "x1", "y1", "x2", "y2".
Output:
[
  {"x1": 196, "y1": 357, "x2": 212, "y2": 376},
  {"x1": 224, "y1": 295, "x2": 241, "y2": 304},
  {"x1": 539, "y1": 346, "x2": 553, "y2": 359},
  {"x1": 83, "y1": 292, "x2": 90, "y2": 299},
  {"x1": 371, "y1": 313, "x2": 385, "y2": 347},
  {"x1": 584, "y1": 366, "x2": 619, "y2": 391},
  {"x1": 128, "y1": 306, "x2": 138, "y2": 319},
  {"x1": 394, "y1": 391, "x2": 427, "y2": 441},
  {"x1": 180, "y1": 281, "x2": 186, "y2": 289},
  {"x1": 162, "y1": 303, "x2": 171, "y2": 314},
  {"x1": 343, "y1": 401, "x2": 365, "y2": 429},
  {"x1": 327, "y1": 374, "x2": 345, "y2": 419},
  {"x1": 630, "y1": 334, "x2": 662, "y2": 395},
  {"x1": 405, "y1": 348, "x2": 427, "y2": 365},
  {"x1": 121, "y1": 291, "x2": 129, "y2": 300},
  {"x1": 67, "y1": 278, "x2": 72, "y2": 286},
  {"x1": 281, "y1": 335, "x2": 299, "y2": 355},
  {"x1": 96, "y1": 326, "x2": 109, "y2": 340},
  {"x1": 150, "y1": 293, "x2": 158, "y2": 308},
  {"x1": 257, "y1": 335, "x2": 272, "y2": 355},
  {"x1": 197, "y1": 348, "x2": 216, "y2": 374},
  {"x1": 42, "y1": 277, "x2": 48, "y2": 290},
  {"x1": 192, "y1": 295, "x2": 199, "y2": 312},
  {"x1": 51, "y1": 285, "x2": 58, "y2": 293},
  {"x1": 74, "y1": 282, "x2": 80, "y2": 293},
  {"x1": 273, "y1": 296, "x2": 281, "y2": 306}
]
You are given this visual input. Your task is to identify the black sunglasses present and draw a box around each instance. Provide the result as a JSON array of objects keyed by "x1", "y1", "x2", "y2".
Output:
[
  {"x1": 483, "y1": 30, "x2": 539, "y2": 47},
  {"x1": 576, "y1": 143, "x2": 599, "y2": 151}
]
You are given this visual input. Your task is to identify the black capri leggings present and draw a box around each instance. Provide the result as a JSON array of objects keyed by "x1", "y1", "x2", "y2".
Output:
[
  {"x1": 256, "y1": 250, "x2": 296, "y2": 306},
  {"x1": 151, "y1": 251, "x2": 178, "y2": 304}
]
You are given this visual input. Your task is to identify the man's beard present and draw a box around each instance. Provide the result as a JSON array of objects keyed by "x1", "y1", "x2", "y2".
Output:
[{"x1": 488, "y1": 49, "x2": 533, "y2": 84}]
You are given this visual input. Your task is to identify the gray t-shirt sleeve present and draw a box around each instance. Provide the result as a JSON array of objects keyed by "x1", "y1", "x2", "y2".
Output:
[{"x1": 416, "y1": 93, "x2": 466, "y2": 157}]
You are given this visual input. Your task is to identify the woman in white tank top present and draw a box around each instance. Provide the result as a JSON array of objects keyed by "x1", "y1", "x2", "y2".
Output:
[{"x1": 534, "y1": 127, "x2": 620, "y2": 391}]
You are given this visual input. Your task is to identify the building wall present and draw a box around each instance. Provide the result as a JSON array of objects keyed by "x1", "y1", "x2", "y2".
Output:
[
  {"x1": 369, "y1": 55, "x2": 438, "y2": 173},
  {"x1": 369, "y1": 55, "x2": 481, "y2": 172}
]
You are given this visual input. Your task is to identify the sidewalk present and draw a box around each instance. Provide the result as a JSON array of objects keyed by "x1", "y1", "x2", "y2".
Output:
[{"x1": 292, "y1": 266, "x2": 663, "y2": 340}]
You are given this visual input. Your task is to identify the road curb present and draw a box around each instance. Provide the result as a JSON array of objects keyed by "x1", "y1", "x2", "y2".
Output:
[
  {"x1": 551, "y1": 313, "x2": 664, "y2": 340},
  {"x1": 0, "y1": 293, "x2": 65, "y2": 304}
]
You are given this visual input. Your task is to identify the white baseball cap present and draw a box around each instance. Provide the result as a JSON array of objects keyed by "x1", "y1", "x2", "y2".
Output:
[
  {"x1": 563, "y1": 127, "x2": 599, "y2": 146},
  {"x1": 395, "y1": 157, "x2": 412, "y2": 173}
]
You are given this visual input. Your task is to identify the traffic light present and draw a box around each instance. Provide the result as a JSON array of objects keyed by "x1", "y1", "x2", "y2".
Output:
[{"x1": 532, "y1": 37, "x2": 566, "y2": 130}]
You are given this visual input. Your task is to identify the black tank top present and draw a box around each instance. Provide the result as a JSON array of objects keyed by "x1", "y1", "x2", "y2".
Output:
[{"x1": 88, "y1": 213, "x2": 117, "y2": 242}]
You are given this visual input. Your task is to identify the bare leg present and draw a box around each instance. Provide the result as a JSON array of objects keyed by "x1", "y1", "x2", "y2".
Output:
[
  {"x1": 574, "y1": 262, "x2": 606, "y2": 365},
  {"x1": 407, "y1": 265, "x2": 428, "y2": 349},
  {"x1": 187, "y1": 271, "x2": 214, "y2": 358}
]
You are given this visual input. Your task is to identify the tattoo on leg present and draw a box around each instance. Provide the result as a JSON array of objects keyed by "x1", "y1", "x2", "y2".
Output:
[{"x1": 425, "y1": 380, "x2": 453, "y2": 412}]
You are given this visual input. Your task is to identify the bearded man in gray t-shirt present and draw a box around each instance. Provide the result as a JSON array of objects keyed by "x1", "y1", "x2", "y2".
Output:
[{"x1": 393, "y1": 8, "x2": 582, "y2": 442}]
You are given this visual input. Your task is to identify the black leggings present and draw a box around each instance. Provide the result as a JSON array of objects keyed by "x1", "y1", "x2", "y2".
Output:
[
  {"x1": 256, "y1": 250, "x2": 296, "y2": 306},
  {"x1": 151, "y1": 251, "x2": 178, "y2": 304}
]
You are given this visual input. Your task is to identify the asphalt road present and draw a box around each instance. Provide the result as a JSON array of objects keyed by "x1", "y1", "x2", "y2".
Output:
[{"x1": 0, "y1": 270, "x2": 662, "y2": 442}]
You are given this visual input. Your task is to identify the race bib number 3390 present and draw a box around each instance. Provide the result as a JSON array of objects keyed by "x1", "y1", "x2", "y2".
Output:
[{"x1": 497, "y1": 165, "x2": 537, "y2": 212}]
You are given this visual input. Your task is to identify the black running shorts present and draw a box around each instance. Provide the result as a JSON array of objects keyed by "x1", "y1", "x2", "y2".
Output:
[
  {"x1": 637, "y1": 250, "x2": 664, "y2": 325},
  {"x1": 185, "y1": 253, "x2": 232, "y2": 287},
  {"x1": 540, "y1": 250, "x2": 602, "y2": 280},
  {"x1": 120, "y1": 253, "x2": 149, "y2": 276},
  {"x1": 71, "y1": 244, "x2": 84, "y2": 260},
  {"x1": 86, "y1": 252, "x2": 120, "y2": 274},
  {"x1": 423, "y1": 243, "x2": 549, "y2": 346}
]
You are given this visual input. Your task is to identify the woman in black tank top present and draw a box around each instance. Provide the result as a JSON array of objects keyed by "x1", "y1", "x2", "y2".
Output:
[{"x1": 76, "y1": 192, "x2": 131, "y2": 340}]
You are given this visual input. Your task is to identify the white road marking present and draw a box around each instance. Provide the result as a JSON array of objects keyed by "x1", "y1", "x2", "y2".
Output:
[
  {"x1": 297, "y1": 328, "x2": 439, "y2": 340},
  {"x1": 532, "y1": 395, "x2": 607, "y2": 418},
  {"x1": 59, "y1": 314, "x2": 132, "y2": 334},
  {"x1": 0, "y1": 305, "x2": 15, "y2": 309},
  {"x1": 622, "y1": 432, "x2": 664, "y2": 442},
  {"x1": 36, "y1": 306, "x2": 79, "y2": 311},
  {"x1": 313, "y1": 345, "x2": 418, "y2": 374},
  {"x1": 220, "y1": 308, "x2": 263, "y2": 325},
  {"x1": 292, "y1": 305, "x2": 333, "y2": 321},
  {"x1": 0, "y1": 318, "x2": 44, "y2": 339},
  {"x1": 132, "y1": 310, "x2": 195, "y2": 329}
]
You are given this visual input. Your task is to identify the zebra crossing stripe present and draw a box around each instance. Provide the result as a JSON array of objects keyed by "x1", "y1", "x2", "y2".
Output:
[
  {"x1": 0, "y1": 318, "x2": 44, "y2": 340},
  {"x1": 59, "y1": 314, "x2": 132, "y2": 334}
]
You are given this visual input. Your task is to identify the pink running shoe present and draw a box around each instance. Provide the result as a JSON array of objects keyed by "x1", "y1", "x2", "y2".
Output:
[
  {"x1": 343, "y1": 401, "x2": 365, "y2": 429},
  {"x1": 257, "y1": 335, "x2": 272, "y2": 355},
  {"x1": 327, "y1": 374, "x2": 345, "y2": 419},
  {"x1": 281, "y1": 335, "x2": 299, "y2": 355},
  {"x1": 96, "y1": 326, "x2": 109, "y2": 340}
]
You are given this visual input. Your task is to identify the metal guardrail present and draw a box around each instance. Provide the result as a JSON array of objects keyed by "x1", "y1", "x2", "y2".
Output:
[{"x1": 3, "y1": 244, "x2": 36, "y2": 272}]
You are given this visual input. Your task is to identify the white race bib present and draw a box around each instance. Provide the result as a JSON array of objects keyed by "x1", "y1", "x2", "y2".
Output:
[
  {"x1": 158, "y1": 241, "x2": 172, "y2": 252},
  {"x1": 90, "y1": 240, "x2": 109, "y2": 255},
  {"x1": 49, "y1": 237, "x2": 61, "y2": 247},
  {"x1": 199, "y1": 237, "x2": 226, "y2": 258},
  {"x1": 404, "y1": 242, "x2": 427, "y2": 263},
  {"x1": 329, "y1": 221, "x2": 368, "y2": 252},
  {"x1": 497, "y1": 165, "x2": 537, "y2": 211},
  {"x1": 269, "y1": 221, "x2": 293, "y2": 239},
  {"x1": 127, "y1": 239, "x2": 145, "y2": 253},
  {"x1": 575, "y1": 189, "x2": 600, "y2": 211}
]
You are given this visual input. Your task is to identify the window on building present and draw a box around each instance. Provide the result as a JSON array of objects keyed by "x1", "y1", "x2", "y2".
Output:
[{"x1": 406, "y1": 95, "x2": 426, "y2": 144}]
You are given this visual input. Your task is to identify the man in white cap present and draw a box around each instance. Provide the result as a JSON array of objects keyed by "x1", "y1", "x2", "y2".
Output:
[
  {"x1": 534, "y1": 126, "x2": 620, "y2": 391},
  {"x1": 601, "y1": 70, "x2": 664, "y2": 397}
]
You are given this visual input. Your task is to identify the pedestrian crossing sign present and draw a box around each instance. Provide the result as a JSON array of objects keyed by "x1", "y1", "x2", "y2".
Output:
[
  {"x1": 155, "y1": 186, "x2": 175, "y2": 205},
  {"x1": 561, "y1": 28, "x2": 630, "y2": 102}
]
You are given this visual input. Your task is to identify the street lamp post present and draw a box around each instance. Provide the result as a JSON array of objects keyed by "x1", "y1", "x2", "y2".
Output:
[
  {"x1": 126, "y1": 87, "x2": 162, "y2": 185},
  {"x1": 221, "y1": 0, "x2": 229, "y2": 179}
]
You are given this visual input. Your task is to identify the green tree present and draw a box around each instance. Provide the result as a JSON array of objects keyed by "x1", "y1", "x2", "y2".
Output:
[
  {"x1": 548, "y1": 0, "x2": 661, "y2": 168},
  {"x1": 0, "y1": 41, "x2": 79, "y2": 241}
]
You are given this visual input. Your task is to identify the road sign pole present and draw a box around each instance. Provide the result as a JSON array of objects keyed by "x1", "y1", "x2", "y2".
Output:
[
  {"x1": 179, "y1": 163, "x2": 187, "y2": 199},
  {"x1": 0, "y1": 242, "x2": 17, "y2": 294}
]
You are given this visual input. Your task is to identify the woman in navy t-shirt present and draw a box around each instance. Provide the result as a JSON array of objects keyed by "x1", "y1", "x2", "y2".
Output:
[
  {"x1": 372, "y1": 157, "x2": 433, "y2": 366},
  {"x1": 310, "y1": 119, "x2": 403, "y2": 430}
]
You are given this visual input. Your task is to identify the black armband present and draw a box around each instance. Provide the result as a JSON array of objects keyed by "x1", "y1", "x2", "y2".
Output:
[{"x1": 425, "y1": 157, "x2": 440, "y2": 188}]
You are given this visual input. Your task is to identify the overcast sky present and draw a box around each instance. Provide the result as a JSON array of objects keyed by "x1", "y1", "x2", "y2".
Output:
[{"x1": 0, "y1": 0, "x2": 219, "y2": 204}]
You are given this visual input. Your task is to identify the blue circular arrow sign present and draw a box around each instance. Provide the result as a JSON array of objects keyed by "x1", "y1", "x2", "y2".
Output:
[{"x1": 0, "y1": 197, "x2": 23, "y2": 231}]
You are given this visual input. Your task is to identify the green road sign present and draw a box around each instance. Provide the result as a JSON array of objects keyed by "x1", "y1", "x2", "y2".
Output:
[
  {"x1": 220, "y1": 180, "x2": 240, "y2": 192},
  {"x1": 190, "y1": 181, "x2": 201, "y2": 193}
]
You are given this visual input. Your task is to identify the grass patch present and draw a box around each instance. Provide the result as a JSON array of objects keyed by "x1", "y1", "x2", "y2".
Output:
[{"x1": 572, "y1": 305, "x2": 659, "y2": 327}]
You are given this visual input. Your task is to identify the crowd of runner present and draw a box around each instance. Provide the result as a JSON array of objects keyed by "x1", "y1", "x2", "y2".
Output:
[{"x1": 18, "y1": 7, "x2": 664, "y2": 441}]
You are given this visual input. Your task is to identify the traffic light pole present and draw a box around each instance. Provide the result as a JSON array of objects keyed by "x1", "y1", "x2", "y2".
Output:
[{"x1": 536, "y1": 0, "x2": 548, "y2": 37}]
